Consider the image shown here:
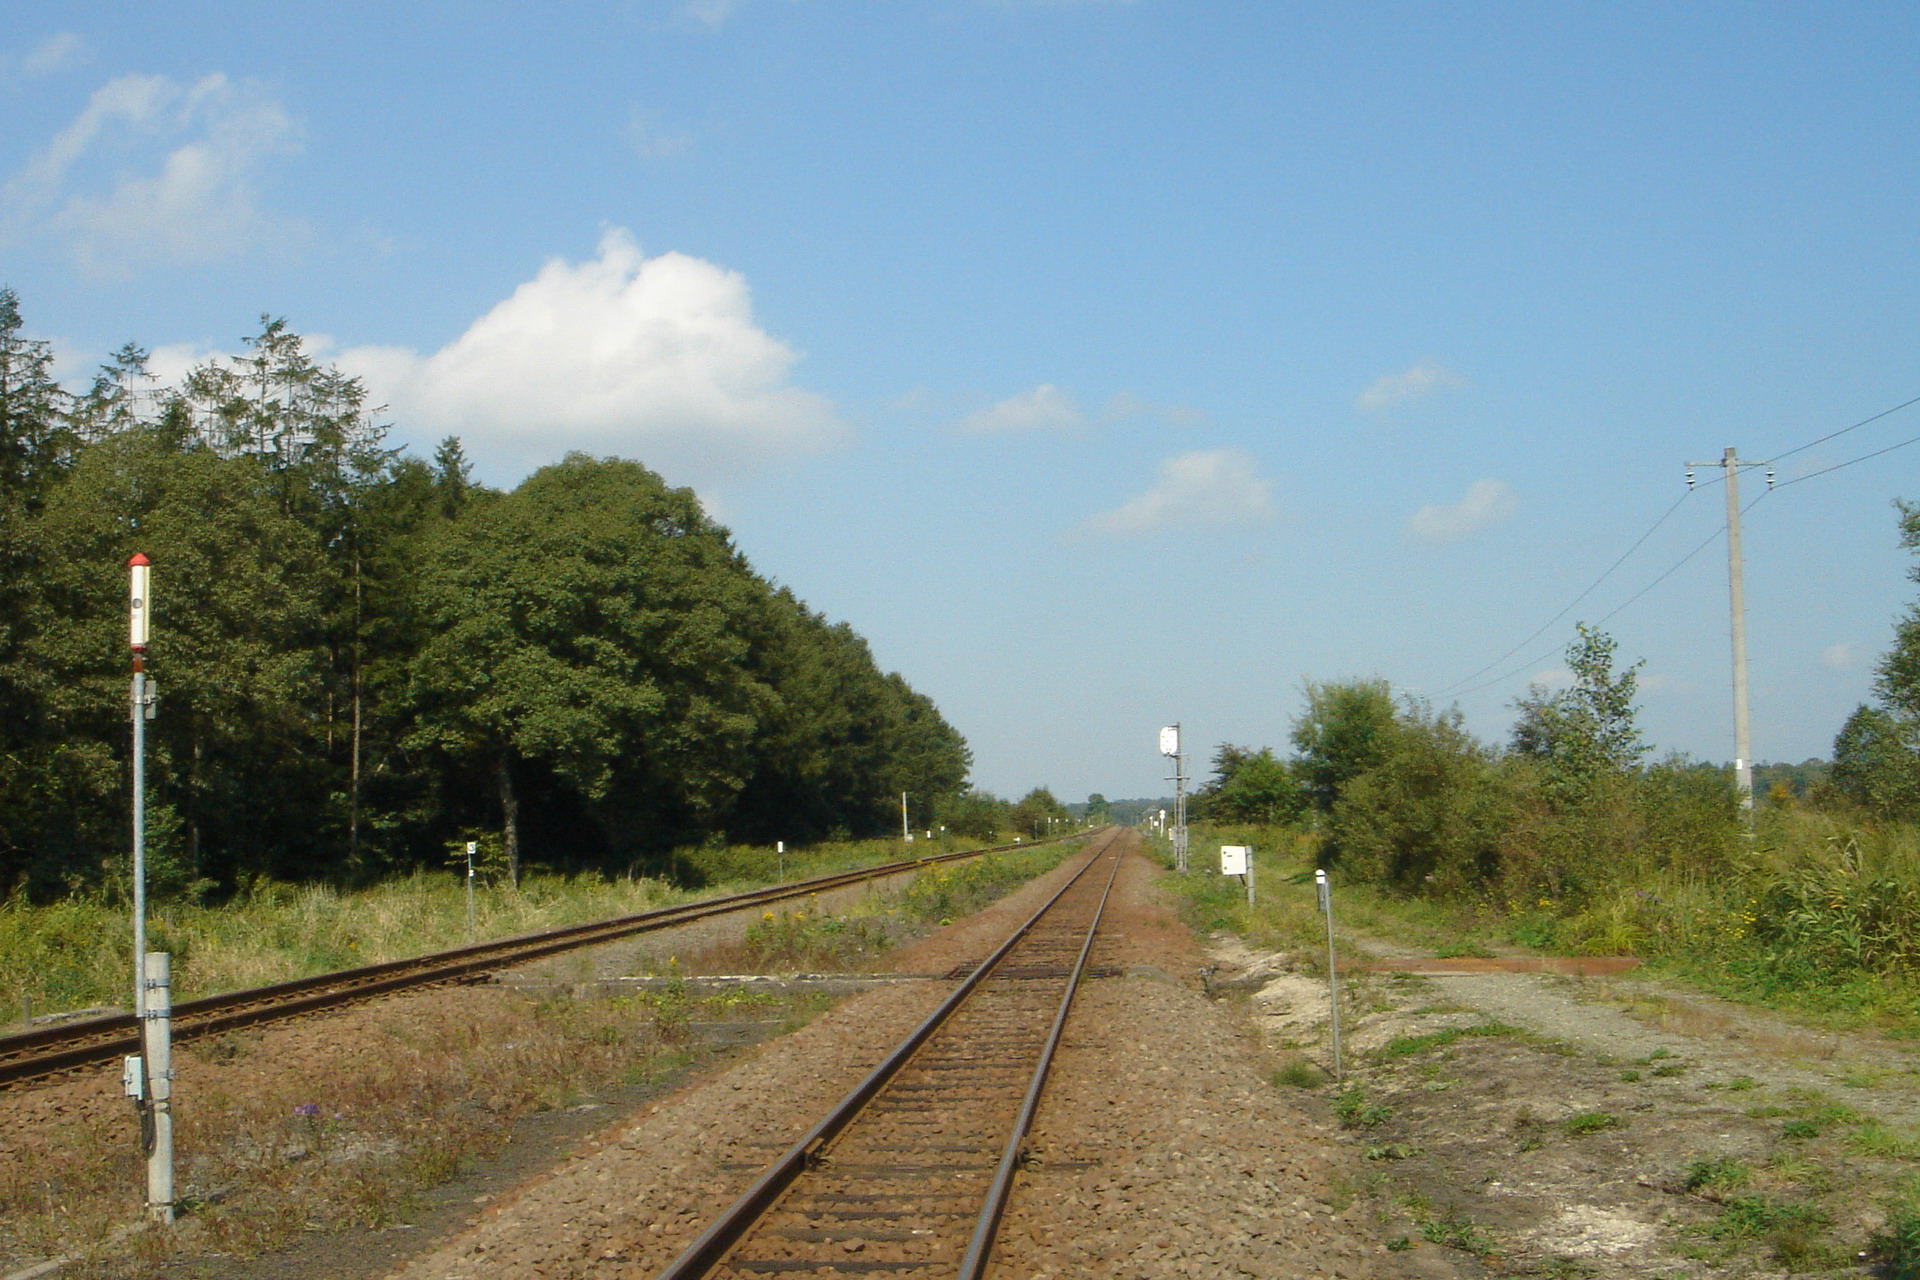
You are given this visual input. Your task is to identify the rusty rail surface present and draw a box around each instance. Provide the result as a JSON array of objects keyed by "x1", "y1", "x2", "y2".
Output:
[
  {"x1": 0, "y1": 831, "x2": 1096, "y2": 1089},
  {"x1": 653, "y1": 826, "x2": 1127, "y2": 1280}
]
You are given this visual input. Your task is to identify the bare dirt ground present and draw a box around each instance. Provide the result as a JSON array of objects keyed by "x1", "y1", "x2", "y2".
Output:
[{"x1": 1209, "y1": 927, "x2": 1920, "y2": 1277}]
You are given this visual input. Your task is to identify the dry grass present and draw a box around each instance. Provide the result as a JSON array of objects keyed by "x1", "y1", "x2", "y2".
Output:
[{"x1": 0, "y1": 981, "x2": 810, "y2": 1277}]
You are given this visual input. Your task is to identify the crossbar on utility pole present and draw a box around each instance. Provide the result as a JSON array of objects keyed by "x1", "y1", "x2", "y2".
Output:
[{"x1": 1685, "y1": 448, "x2": 1774, "y2": 815}]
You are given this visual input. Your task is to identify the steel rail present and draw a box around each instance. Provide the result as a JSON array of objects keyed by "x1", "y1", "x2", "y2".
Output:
[
  {"x1": 955, "y1": 833, "x2": 1123, "y2": 1279},
  {"x1": 0, "y1": 831, "x2": 1095, "y2": 1089},
  {"x1": 650, "y1": 827, "x2": 1124, "y2": 1280}
]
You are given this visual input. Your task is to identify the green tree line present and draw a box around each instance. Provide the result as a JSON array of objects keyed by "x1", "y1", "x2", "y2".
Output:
[
  {"x1": 1186, "y1": 501, "x2": 1920, "y2": 1005},
  {"x1": 0, "y1": 291, "x2": 972, "y2": 899}
]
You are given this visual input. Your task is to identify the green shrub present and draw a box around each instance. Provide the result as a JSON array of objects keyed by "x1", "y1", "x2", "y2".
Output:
[{"x1": 1870, "y1": 1208, "x2": 1920, "y2": 1280}]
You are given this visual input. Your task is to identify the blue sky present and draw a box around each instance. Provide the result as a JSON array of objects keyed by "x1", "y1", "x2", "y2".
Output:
[{"x1": 6, "y1": 2, "x2": 1920, "y2": 801}]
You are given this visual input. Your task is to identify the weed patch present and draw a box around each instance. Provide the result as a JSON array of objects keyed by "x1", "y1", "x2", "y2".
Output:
[
  {"x1": 1682, "y1": 1155, "x2": 1752, "y2": 1192},
  {"x1": 1562, "y1": 1111, "x2": 1622, "y2": 1136},
  {"x1": 1417, "y1": 1211, "x2": 1497, "y2": 1256},
  {"x1": 1334, "y1": 1085, "x2": 1393, "y2": 1129},
  {"x1": 1272, "y1": 1058, "x2": 1327, "y2": 1089},
  {"x1": 1372, "y1": 1022, "x2": 1519, "y2": 1060}
]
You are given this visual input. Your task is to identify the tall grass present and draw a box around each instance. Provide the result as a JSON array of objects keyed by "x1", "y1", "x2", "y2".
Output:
[
  {"x1": 1166, "y1": 803, "x2": 1920, "y2": 1032},
  {"x1": 1551, "y1": 810, "x2": 1920, "y2": 1027},
  {"x1": 0, "y1": 831, "x2": 1018, "y2": 1024}
]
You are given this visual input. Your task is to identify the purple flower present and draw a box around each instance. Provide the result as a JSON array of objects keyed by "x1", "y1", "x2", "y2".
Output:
[{"x1": 293, "y1": 1102, "x2": 320, "y2": 1118}]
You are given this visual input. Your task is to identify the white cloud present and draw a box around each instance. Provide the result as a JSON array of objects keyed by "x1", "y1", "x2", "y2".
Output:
[
  {"x1": 1408, "y1": 478, "x2": 1516, "y2": 542},
  {"x1": 1357, "y1": 358, "x2": 1467, "y2": 413},
  {"x1": 1102, "y1": 390, "x2": 1205, "y2": 426},
  {"x1": 3, "y1": 71, "x2": 302, "y2": 277},
  {"x1": 336, "y1": 228, "x2": 844, "y2": 481},
  {"x1": 145, "y1": 342, "x2": 228, "y2": 389},
  {"x1": 626, "y1": 108, "x2": 692, "y2": 159},
  {"x1": 1525, "y1": 666, "x2": 1573, "y2": 692},
  {"x1": 7, "y1": 32, "x2": 86, "y2": 78},
  {"x1": 686, "y1": 0, "x2": 744, "y2": 27},
  {"x1": 961, "y1": 384, "x2": 1086, "y2": 433},
  {"x1": 1083, "y1": 448, "x2": 1276, "y2": 537},
  {"x1": 1823, "y1": 642, "x2": 1862, "y2": 671}
]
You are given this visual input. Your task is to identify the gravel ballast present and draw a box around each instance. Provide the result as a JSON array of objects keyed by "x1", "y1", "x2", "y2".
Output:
[{"x1": 381, "y1": 833, "x2": 1402, "y2": 1279}]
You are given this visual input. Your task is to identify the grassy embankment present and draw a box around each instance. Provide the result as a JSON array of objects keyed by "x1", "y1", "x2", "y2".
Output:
[
  {"x1": 1150, "y1": 811, "x2": 1920, "y2": 1038},
  {"x1": 0, "y1": 831, "x2": 1023, "y2": 1025},
  {"x1": 0, "y1": 835, "x2": 1079, "y2": 1275},
  {"x1": 1148, "y1": 817, "x2": 1920, "y2": 1275}
]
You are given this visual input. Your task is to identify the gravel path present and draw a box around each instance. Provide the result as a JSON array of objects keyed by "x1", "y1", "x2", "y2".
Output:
[{"x1": 1208, "y1": 918, "x2": 1920, "y2": 1275}]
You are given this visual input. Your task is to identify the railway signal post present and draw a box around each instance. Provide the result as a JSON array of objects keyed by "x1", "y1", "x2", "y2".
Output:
[
  {"x1": 126, "y1": 553, "x2": 174, "y2": 1222},
  {"x1": 1159, "y1": 724, "x2": 1188, "y2": 872}
]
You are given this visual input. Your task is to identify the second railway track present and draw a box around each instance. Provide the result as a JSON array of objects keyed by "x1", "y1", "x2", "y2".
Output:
[
  {"x1": 0, "y1": 831, "x2": 1094, "y2": 1090},
  {"x1": 654, "y1": 826, "x2": 1127, "y2": 1280}
]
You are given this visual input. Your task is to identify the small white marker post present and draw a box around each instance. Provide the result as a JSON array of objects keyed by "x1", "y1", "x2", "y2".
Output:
[
  {"x1": 465, "y1": 842, "x2": 478, "y2": 939},
  {"x1": 776, "y1": 840, "x2": 786, "y2": 880},
  {"x1": 1316, "y1": 868, "x2": 1343, "y2": 1081}
]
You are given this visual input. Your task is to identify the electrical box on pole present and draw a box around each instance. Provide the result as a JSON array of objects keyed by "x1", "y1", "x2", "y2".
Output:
[
  {"x1": 1221, "y1": 845, "x2": 1254, "y2": 906},
  {"x1": 1159, "y1": 724, "x2": 1189, "y2": 873}
]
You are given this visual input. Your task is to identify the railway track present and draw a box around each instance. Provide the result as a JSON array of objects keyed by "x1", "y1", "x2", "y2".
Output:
[
  {"x1": 654, "y1": 826, "x2": 1126, "y2": 1280},
  {"x1": 0, "y1": 832, "x2": 1093, "y2": 1090}
]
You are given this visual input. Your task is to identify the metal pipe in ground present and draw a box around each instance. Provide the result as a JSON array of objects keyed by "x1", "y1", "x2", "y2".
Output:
[{"x1": 1317, "y1": 870, "x2": 1343, "y2": 1081}]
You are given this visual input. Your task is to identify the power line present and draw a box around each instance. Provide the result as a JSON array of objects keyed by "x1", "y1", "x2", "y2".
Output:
[
  {"x1": 1445, "y1": 516, "x2": 1729, "y2": 702},
  {"x1": 1772, "y1": 428, "x2": 1920, "y2": 490},
  {"x1": 1431, "y1": 391, "x2": 1920, "y2": 706},
  {"x1": 1432, "y1": 490, "x2": 1695, "y2": 697},
  {"x1": 1770, "y1": 392, "x2": 1920, "y2": 463},
  {"x1": 1589, "y1": 520, "x2": 1729, "y2": 630}
]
